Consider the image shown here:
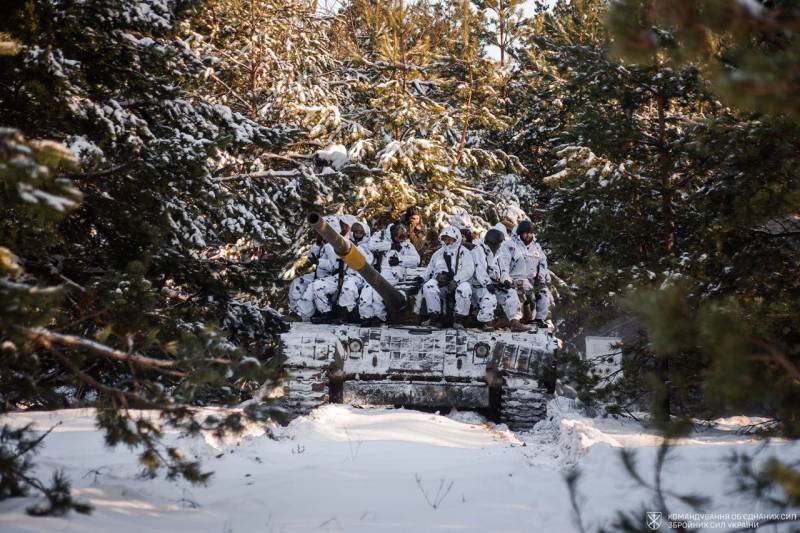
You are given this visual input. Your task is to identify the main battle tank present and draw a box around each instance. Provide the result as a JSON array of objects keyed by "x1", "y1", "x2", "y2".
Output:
[{"x1": 276, "y1": 213, "x2": 561, "y2": 430}]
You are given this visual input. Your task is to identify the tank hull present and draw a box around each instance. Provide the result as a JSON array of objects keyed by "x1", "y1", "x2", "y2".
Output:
[{"x1": 277, "y1": 322, "x2": 559, "y2": 429}]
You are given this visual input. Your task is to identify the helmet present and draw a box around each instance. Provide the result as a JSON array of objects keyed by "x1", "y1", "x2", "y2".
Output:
[
  {"x1": 403, "y1": 206, "x2": 420, "y2": 225},
  {"x1": 516, "y1": 219, "x2": 534, "y2": 235},
  {"x1": 484, "y1": 228, "x2": 504, "y2": 251},
  {"x1": 439, "y1": 225, "x2": 462, "y2": 244},
  {"x1": 351, "y1": 219, "x2": 370, "y2": 239},
  {"x1": 450, "y1": 209, "x2": 473, "y2": 230},
  {"x1": 390, "y1": 222, "x2": 409, "y2": 241}
]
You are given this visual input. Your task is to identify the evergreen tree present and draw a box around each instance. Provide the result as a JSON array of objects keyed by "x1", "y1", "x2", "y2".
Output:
[
  {"x1": 0, "y1": 0, "x2": 287, "y2": 511},
  {"x1": 331, "y1": 0, "x2": 532, "y2": 228}
]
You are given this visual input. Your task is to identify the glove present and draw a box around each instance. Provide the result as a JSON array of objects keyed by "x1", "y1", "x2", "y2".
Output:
[
  {"x1": 413, "y1": 276, "x2": 425, "y2": 284},
  {"x1": 485, "y1": 283, "x2": 497, "y2": 294},
  {"x1": 501, "y1": 280, "x2": 512, "y2": 290},
  {"x1": 388, "y1": 255, "x2": 400, "y2": 267},
  {"x1": 391, "y1": 242, "x2": 402, "y2": 251},
  {"x1": 436, "y1": 271, "x2": 453, "y2": 287}
]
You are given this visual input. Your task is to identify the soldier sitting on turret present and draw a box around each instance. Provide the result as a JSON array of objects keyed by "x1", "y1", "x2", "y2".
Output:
[
  {"x1": 358, "y1": 221, "x2": 420, "y2": 327},
  {"x1": 470, "y1": 228, "x2": 523, "y2": 332},
  {"x1": 291, "y1": 215, "x2": 342, "y2": 321},
  {"x1": 420, "y1": 226, "x2": 475, "y2": 329},
  {"x1": 496, "y1": 220, "x2": 551, "y2": 330},
  {"x1": 306, "y1": 215, "x2": 373, "y2": 324}
]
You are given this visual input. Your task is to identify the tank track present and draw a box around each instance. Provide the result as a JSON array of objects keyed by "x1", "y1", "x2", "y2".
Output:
[
  {"x1": 276, "y1": 367, "x2": 330, "y2": 421},
  {"x1": 500, "y1": 376, "x2": 549, "y2": 432}
]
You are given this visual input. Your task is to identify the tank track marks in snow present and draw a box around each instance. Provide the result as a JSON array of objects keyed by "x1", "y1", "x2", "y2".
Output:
[
  {"x1": 500, "y1": 376, "x2": 549, "y2": 432},
  {"x1": 277, "y1": 367, "x2": 330, "y2": 420}
]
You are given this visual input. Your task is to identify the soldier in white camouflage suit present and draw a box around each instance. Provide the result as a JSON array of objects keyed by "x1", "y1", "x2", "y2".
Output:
[
  {"x1": 308, "y1": 215, "x2": 372, "y2": 323},
  {"x1": 496, "y1": 220, "x2": 550, "y2": 330},
  {"x1": 471, "y1": 228, "x2": 523, "y2": 331},
  {"x1": 420, "y1": 226, "x2": 475, "y2": 329},
  {"x1": 296, "y1": 215, "x2": 345, "y2": 321},
  {"x1": 358, "y1": 222, "x2": 420, "y2": 326},
  {"x1": 289, "y1": 215, "x2": 341, "y2": 318}
]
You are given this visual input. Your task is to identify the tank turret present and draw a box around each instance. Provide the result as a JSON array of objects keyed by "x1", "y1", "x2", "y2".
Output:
[{"x1": 307, "y1": 212, "x2": 407, "y2": 313}]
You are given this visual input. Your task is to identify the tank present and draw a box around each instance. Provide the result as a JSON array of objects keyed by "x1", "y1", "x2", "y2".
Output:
[{"x1": 275, "y1": 213, "x2": 561, "y2": 430}]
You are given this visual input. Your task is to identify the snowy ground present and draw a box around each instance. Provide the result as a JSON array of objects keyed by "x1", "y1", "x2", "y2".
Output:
[{"x1": 1, "y1": 400, "x2": 798, "y2": 532}]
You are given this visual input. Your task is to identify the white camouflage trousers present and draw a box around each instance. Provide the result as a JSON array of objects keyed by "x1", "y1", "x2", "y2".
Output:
[
  {"x1": 289, "y1": 273, "x2": 315, "y2": 317},
  {"x1": 472, "y1": 285, "x2": 521, "y2": 323},
  {"x1": 358, "y1": 286, "x2": 386, "y2": 321},
  {"x1": 312, "y1": 275, "x2": 363, "y2": 314},
  {"x1": 500, "y1": 279, "x2": 549, "y2": 321},
  {"x1": 422, "y1": 279, "x2": 471, "y2": 316}
]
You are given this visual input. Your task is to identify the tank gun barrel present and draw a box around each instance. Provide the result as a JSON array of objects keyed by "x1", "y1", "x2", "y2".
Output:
[{"x1": 307, "y1": 213, "x2": 407, "y2": 313}]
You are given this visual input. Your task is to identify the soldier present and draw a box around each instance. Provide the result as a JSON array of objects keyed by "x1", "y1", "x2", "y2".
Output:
[
  {"x1": 470, "y1": 228, "x2": 523, "y2": 331},
  {"x1": 420, "y1": 226, "x2": 475, "y2": 329},
  {"x1": 289, "y1": 214, "x2": 340, "y2": 319},
  {"x1": 359, "y1": 222, "x2": 420, "y2": 326},
  {"x1": 307, "y1": 215, "x2": 372, "y2": 323},
  {"x1": 403, "y1": 206, "x2": 437, "y2": 263},
  {"x1": 496, "y1": 220, "x2": 551, "y2": 330}
]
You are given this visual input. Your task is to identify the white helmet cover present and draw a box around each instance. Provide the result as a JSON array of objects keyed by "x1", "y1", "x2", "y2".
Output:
[
  {"x1": 439, "y1": 225, "x2": 462, "y2": 251},
  {"x1": 449, "y1": 209, "x2": 473, "y2": 230}
]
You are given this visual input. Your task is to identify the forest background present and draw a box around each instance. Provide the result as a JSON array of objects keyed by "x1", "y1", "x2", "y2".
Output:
[{"x1": 0, "y1": 0, "x2": 798, "y2": 519}]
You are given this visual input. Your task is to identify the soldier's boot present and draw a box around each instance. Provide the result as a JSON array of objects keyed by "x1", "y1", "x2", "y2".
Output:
[
  {"x1": 453, "y1": 314, "x2": 468, "y2": 330},
  {"x1": 360, "y1": 316, "x2": 382, "y2": 328},
  {"x1": 422, "y1": 313, "x2": 441, "y2": 327},
  {"x1": 522, "y1": 306, "x2": 534, "y2": 325},
  {"x1": 332, "y1": 304, "x2": 349, "y2": 324},
  {"x1": 533, "y1": 318, "x2": 547, "y2": 329},
  {"x1": 509, "y1": 319, "x2": 530, "y2": 332},
  {"x1": 346, "y1": 306, "x2": 360, "y2": 324},
  {"x1": 311, "y1": 311, "x2": 335, "y2": 324},
  {"x1": 478, "y1": 321, "x2": 495, "y2": 332}
]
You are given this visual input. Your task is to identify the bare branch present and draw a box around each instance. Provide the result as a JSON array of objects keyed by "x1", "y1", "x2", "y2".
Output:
[{"x1": 21, "y1": 327, "x2": 183, "y2": 373}]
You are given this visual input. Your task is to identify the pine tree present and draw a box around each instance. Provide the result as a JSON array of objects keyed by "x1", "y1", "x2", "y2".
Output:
[
  {"x1": 330, "y1": 0, "x2": 532, "y2": 228},
  {"x1": 0, "y1": 0, "x2": 288, "y2": 509}
]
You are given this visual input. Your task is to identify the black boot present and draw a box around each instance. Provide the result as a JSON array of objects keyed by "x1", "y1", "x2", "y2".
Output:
[
  {"x1": 439, "y1": 314, "x2": 454, "y2": 329},
  {"x1": 478, "y1": 321, "x2": 495, "y2": 332},
  {"x1": 311, "y1": 311, "x2": 335, "y2": 324},
  {"x1": 332, "y1": 305, "x2": 348, "y2": 324},
  {"x1": 360, "y1": 317, "x2": 382, "y2": 328},
  {"x1": 422, "y1": 313, "x2": 441, "y2": 327},
  {"x1": 346, "y1": 306, "x2": 360, "y2": 324},
  {"x1": 453, "y1": 314, "x2": 468, "y2": 330}
]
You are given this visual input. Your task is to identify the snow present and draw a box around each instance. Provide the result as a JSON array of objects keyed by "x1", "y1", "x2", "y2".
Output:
[
  {"x1": 1, "y1": 403, "x2": 798, "y2": 532},
  {"x1": 316, "y1": 144, "x2": 349, "y2": 170},
  {"x1": 737, "y1": 0, "x2": 766, "y2": 17}
]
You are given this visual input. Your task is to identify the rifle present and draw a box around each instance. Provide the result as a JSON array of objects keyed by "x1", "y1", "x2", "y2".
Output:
[{"x1": 333, "y1": 259, "x2": 345, "y2": 309}]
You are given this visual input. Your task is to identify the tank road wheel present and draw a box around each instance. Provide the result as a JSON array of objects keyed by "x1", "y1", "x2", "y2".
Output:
[
  {"x1": 500, "y1": 376, "x2": 549, "y2": 432},
  {"x1": 277, "y1": 367, "x2": 329, "y2": 422}
]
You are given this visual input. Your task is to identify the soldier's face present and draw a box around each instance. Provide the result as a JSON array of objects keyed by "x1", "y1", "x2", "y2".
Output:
[
  {"x1": 520, "y1": 232, "x2": 533, "y2": 245},
  {"x1": 409, "y1": 214, "x2": 420, "y2": 226},
  {"x1": 441, "y1": 236, "x2": 456, "y2": 246},
  {"x1": 352, "y1": 225, "x2": 365, "y2": 242},
  {"x1": 340, "y1": 222, "x2": 350, "y2": 236}
]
